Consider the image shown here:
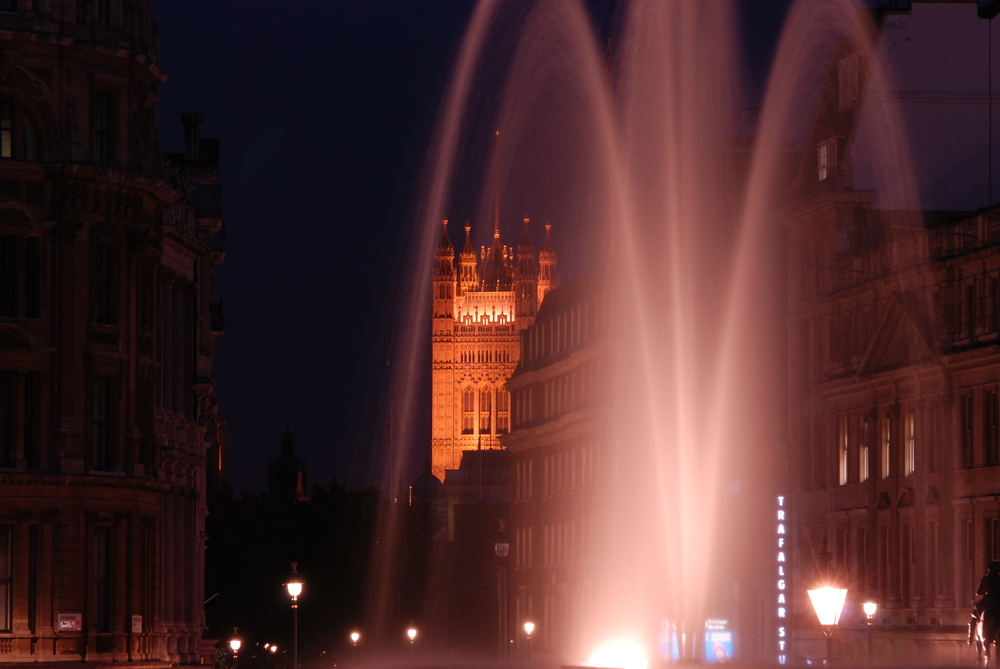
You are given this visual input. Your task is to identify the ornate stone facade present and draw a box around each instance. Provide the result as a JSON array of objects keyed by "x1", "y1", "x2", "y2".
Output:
[
  {"x1": 431, "y1": 217, "x2": 556, "y2": 481},
  {"x1": 0, "y1": 2, "x2": 225, "y2": 666}
]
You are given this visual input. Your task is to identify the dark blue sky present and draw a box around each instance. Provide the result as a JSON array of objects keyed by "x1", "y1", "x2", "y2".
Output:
[{"x1": 153, "y1": 0, "x2": 794, "y2": 493}]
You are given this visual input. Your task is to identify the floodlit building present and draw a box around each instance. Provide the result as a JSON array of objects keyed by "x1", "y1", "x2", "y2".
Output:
[
  {"x1": 785, "y1": 1, "x2": 1000, "y2": 663},
  {"x1": 0, "y1": 2, "x2": 225, "y2": 666},
  {"x1": 430, "y1": 216, "x2": 556, "y2": 481},
  {"x1": 502, "y1": 271, "x2": 608, "y2": 658}
]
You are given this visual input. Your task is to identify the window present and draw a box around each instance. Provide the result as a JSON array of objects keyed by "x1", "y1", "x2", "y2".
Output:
[
  {"x1": 839, "y1": 53, "x2": 859, "y2": 111},
  {"x1": 987, "y1": 389, "x2": 999, "y2": 466},
  {"x1": 497, "y1": 387, "x2": 509, "y2": 434},
  {"x1": 93, "y1": 91, "x2": 111, "y2": 166},
  {"x1": 93, "y1": 245, "x2": 115, "y2": 324},
  {"x1": 24, "y1": 372, "x2": 38, "y2": 468},
  {"x1": 0, "y1": 236, "x2": 40, "y2": 318},
  {"x1": 962, "y1": 394, "x2": 975, "y2": 468},
  {"x1": 462, "y1": 387, "x2": 474, "y2": 433},
  {"x1": 0, "y1": 371, "x2": 12, "y2": 468},
  {"x1": 92, "y1": 377, "x2": 112, "y2": 470},
  {"x1": 881, "y1": 413, "x2": 891, "y2": 479},
  {"x1": 838, "y1": 417, "x2": 849, "y2": 485},
  {"x1": 93, "y1": 525, "x2": 111, "y2": 632},
  {"x1": 479, "y1": 387, "x2": 492, "y2": 434},
  {"x1": 0, "y1": 525, "x2": 9, "y2": 632},
  {"x1": 860, "y1": 418, "x2": 870, "y2": 482},
  {"x1": 904, "y1": 407, "x2": 916, "y2": 475},
  {"x1": 858, "y1": 528, "x2": 870, "y2": 591},
  {"x1": 0, "y1": 236, "x2": 13, "y2": 317},
  {"x1": 96, "y1": 0, "x2": 110, "y2": 27},
  {"x1": 0, "y1": 97, "x2": 38, "y2": 161},
  {"x1": 818, "y1": 139, "x2": 837, "y2": 181}
]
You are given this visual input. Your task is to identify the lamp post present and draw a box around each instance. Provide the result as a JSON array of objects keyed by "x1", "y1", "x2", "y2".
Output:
[
  {"x1": 495, "y1": 520, "x2": 510, "y2": 663},
  {"x1": 807, "y1": 538, "x2": 847, "y2": 665},
  {"x1": 350, "y1": 631, "x2": 360, "y2": 647},
  {"x1": 863, "y1": 602, "x2": 877, "y2": 663},
  {"x1": 524, "y1": 621, "x2": 534, "y2": 661},
  {"x1": 285, "y1": 564, "x2": 303, "y2": 669},
  {"x1": 407, "y1": 627, "x2": 417, "y2": 655},
  {"x1": 229, "y1": 633, "x2": 241, "y2": 669}
]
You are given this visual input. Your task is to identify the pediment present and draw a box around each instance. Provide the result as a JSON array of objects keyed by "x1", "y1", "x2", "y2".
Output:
[
  {"x1": 0, "y1": 325, "x2": 32, "y2": 348},
  {"x1": 924, "y1": 486, "x2": 939, "y2": 505},
  {"x1": 897, "y1": 488, "x2": 914, "y2": 508},
  {"x1": 856, "y1": 292, "x2": 936, "y2": 377},
  {"x1": 875, "y1": 491, "x2": 892, "y2": 510}
]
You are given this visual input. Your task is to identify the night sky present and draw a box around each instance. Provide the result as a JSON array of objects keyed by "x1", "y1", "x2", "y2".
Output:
[{"x1": 152, "y1": 0, "x2": 795, "y2": 494}]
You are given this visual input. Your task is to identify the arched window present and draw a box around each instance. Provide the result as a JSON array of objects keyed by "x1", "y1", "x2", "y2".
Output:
[
  {"x1": 0, "y1": 96, "x2": 37, "y2": 161},
  {"x1": 479, "y1": 387, "x2": 492, "y2": 434},
  {"x1": 462, "y1": 387, "x2": 475, "y2": 434},
  {"x1": 497, "y1": 387, "x2": 510, "y2": 434}
]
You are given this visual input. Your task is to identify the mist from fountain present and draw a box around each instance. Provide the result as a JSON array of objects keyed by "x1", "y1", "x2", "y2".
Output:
[{"x1": 373, "y1": 0, "x2": 922, "y2": 664}]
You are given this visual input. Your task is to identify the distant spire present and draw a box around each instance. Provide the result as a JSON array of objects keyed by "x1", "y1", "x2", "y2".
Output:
[
  {"x1": 515, "y1": 216, "x2": 539, "y2": 320},
  {"x1": 494, "y1": 130, "x2": 501, "y2": 239},
  {"x1": 537, "y1": 222, "x2": 558, "y2": 306},
  {"x1": 459, "y1": 222, "x2": 479, "y2": 295}
]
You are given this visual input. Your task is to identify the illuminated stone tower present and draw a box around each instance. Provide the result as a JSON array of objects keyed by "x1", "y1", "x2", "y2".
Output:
[{"x1": 431, "y1": 217, "x2": 555, "y2": 481}]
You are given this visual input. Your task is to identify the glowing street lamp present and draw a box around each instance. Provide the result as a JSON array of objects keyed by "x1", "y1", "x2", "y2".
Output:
[
  {"x1": 229, "y1": 633, "x2": 242, "y2": 669},
  {"x1": 285, "y1": 564, "x2": 303, "y2": 669},
  {"x1": 807, "y1": 586, "x2": 848, "y2": 663},
  {"x1": 524, "y1": 621, "x2": 535, "y2": 660},
  {"x1": 407, "y1": 627, "x2": 417, "y2": 644},
  {"x1": 350, "y1": 632, "x2": 360, "y2": 646},
  {"x1": 863, "y1": 602, "x2": 878, "y2": 662}
]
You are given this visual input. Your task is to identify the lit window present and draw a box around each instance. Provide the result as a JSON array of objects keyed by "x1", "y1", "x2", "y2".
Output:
[
  {"x1": 0, "y1": 97, "x2": 39, "y2": 161},
  {"x1": 881, "y1": 414, "x2": 891, "y2": 479},
  {"x1": 462, "y1": 387, "x2": 475, "y2": 434},
  {"x1": 904, "y1": 408, "x2": 916, "y2": 476},
  {"x1": 479, "y1": 387, "x2": 492, "y2": 434},
  {"x1": 859, "y1": 419, "x2": 869, "y2": 482},
  {"x1": 838, "y1": 417, "x2": 849, "y2": 485},
  {"x1": 818, "y1": 139, "x2": 837, "y2": 181},
  {"x1": 497, "y1": 387, "x2": 510, "y2": 434}
]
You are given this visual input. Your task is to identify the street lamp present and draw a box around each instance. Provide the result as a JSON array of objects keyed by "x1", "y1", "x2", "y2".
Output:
[
  {"x1": 350, "y1": 631, "x2": 360, "y2": 646},
  {"x1": 407, "y1": 627, "x2": 417, "y2": 654},
  {"x1": 807, "y1": 586, "x2": 848, "y2": 664},
  {"x1": 863, "y1": 602, "x2": 878, "y2": 663},
  {"x1": 285, "y1": 564, "x2": 303, "y2": 669},
  {"x1": 524, "y1": 621, "x2": 534, "y2": 660},
  {"x1": 229, "y1": 633, "x2": 241, "y2": 669}
]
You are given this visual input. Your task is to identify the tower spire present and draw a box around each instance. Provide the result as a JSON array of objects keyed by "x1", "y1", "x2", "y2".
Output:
[{"x1": 494, "y1": 129, "x2": 500, "y2": 239}]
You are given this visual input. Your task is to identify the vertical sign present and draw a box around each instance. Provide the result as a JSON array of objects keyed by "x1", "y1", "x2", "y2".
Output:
[{"x1": 776, "y1": 495, "x2": 788, "y2": 664}]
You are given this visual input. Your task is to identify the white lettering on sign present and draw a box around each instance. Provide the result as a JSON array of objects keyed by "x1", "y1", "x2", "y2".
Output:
[{"x1": 775, "y1": 495, "x2": 789, "y2": 664}]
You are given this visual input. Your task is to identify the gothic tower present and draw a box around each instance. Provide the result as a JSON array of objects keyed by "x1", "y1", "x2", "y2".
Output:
[{"x1": 430, "y1": 218, "x2": 556, "y2": 481}]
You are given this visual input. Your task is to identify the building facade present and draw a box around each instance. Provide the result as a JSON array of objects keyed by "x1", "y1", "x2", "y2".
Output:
[
  {"x1": 501, "y1": 271, "x2": 608, "y2": 658},
  {"x1": 430, "y1": 217, "x2": 556, "y2": 481},
  {"x1": 785, "y1": 2, "x2": 1000, "y2": 663},
  {"x1": 0, "y1": 2, "x2": 225, "y2": 666}
]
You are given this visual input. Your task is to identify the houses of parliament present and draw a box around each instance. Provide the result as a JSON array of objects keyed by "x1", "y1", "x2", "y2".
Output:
[{"x1": 430, "y1": 216, "x2": 556, "y2": 481}]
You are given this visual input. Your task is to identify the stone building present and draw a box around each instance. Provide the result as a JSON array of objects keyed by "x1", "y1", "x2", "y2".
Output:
[
  {"x1": 785, "y1": 1, "x2": 1000, "y2": 663},
  {"x1": 501, "y1": 270, "x2": 608, "y2": 658},
  {"x1": 430, "y1": 216, "x2": 556, "y2": 481},
  {"x1": 0, "y1": 1, "x2": 225, "y2": 666}
]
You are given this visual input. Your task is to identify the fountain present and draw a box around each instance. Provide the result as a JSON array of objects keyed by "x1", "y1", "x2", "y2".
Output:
[{"x1": 372, "y1": 0, "x2": 922, "y2": 665}]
